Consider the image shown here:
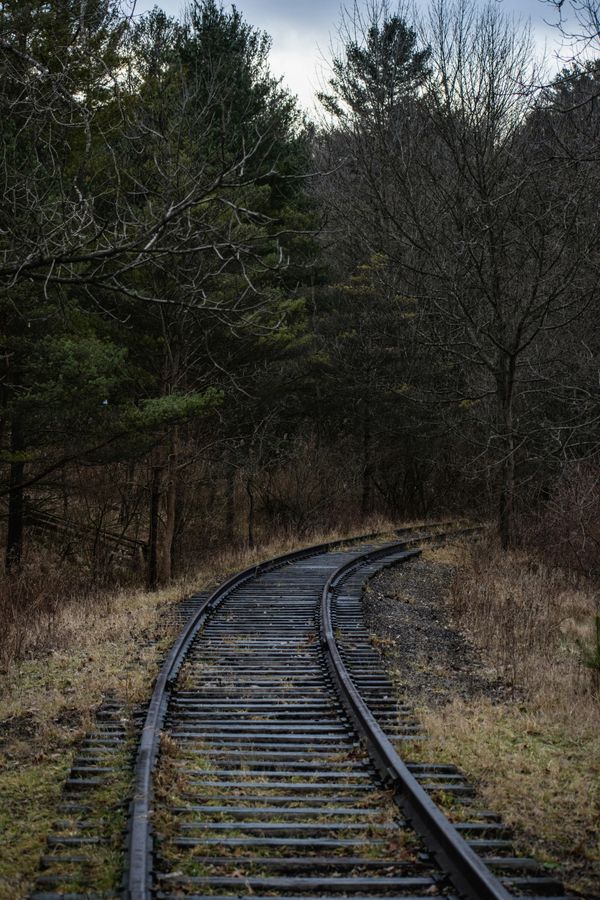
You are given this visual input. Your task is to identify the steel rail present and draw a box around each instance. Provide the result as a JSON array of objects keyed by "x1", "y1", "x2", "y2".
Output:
[
  {"x1": 319, "y1": 537, "x2": 512, "y2": 900},
  {"x1": 124, "y1": 522, "x2": 452, "y2": 899}
]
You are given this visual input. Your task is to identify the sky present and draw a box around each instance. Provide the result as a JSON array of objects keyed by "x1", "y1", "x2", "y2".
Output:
[{"x1": 132, "y1": 0, "x2": 566, "y2": 110}]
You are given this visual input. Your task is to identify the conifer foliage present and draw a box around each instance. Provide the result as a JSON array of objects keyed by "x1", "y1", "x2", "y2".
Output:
[{"x1": 0, "y1": 0, "x2": 315, "y2": 576}]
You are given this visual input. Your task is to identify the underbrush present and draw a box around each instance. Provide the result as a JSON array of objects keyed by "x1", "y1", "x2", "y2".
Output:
[
  {"x1": 528, "y1": 460, "x2": 600, "y2": 580},
  {"x1": 450, "y1": 537, "x2": 600, "y2": 703},
  {"x1": 0, "y1": 549, "x2": 99, "y2": 669},
  {"x1": 0, "y1": 515, "x2": 401, "y2": 672}
]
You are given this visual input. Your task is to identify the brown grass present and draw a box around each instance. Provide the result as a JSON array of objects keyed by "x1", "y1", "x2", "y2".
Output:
[
  {"x1": 0, "y1": 549, "x2": 97, "y2": 668},
  {"x1": 0, "y1": 516, "x2": 406, "y2": 672},
  {"x1": 421, "y1": 541, "x2": 469, "y2": 567},
  {"x1": 449, "y1": 536, "x2": 599, "y2": 700},
  {"x1": 417, "y1": 538, "x2": 600, "y2": 895}
]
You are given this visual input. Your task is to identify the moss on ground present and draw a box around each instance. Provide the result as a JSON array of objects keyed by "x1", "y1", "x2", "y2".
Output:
[{"x1": 0, "y1": 756, "x2": 72, "y2": 900}]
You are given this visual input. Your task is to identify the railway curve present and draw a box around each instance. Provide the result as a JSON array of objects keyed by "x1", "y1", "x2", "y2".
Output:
[{"x1": 123, "y1": 526, "x2": 571, "y2": 900}]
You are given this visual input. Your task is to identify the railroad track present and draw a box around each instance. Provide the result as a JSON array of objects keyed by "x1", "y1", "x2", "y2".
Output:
[
  {"x1": 120, "y1": 525, "x2": 571, "y2": 900},
  {"x1": 38, "y1": 525, "x2": 570, "y2": 900}
]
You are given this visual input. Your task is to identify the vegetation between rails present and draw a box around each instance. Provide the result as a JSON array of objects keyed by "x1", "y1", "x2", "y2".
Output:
[{"x1": 0, "y1": 521, "x2": 399, "y2": 898}]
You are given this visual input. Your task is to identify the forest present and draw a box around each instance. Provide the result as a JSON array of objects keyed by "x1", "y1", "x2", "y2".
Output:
[{"x1": 0, "y1": 0, "x2": 598, "y2": 601}]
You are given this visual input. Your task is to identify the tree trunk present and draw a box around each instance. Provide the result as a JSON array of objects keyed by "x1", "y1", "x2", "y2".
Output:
[
  {"x1": 497, "y1": 354, "x2": 517, "y2": 549},
  {"x1": 119, "y1": 459, "x2": 136, "y2": 525},
  {"x1": 416, "y1": 463, "x2": 428, "y2": 518},
  {"x1": 148, "y1": 463, "x2": 162, "y2": 590},
  {"x1": 246, "y1": 479, "x2": 255, "y2": 549},
  {"x1": 171, "y1": 477, "x2": 185, "y2": 576},
  {"x1": 499, "y1": 441, "x2": 516, "y2": 549},
  {"x1": 360, "y1": 409, "x2": 372, "y2": 519},
  {"x1": 224, "y1": 460, "x2": 236, "y2": 544},
  {"x1": 6, "y1": 411, "x2": 25, "y2": 571},
  {"x1": 161, "y1": 429, "x2": 178, "y2": 583}
]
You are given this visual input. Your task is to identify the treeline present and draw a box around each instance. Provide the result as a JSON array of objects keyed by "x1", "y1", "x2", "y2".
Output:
[{"x1": 0, "y1": 0, "x2": 598, "y2": 589}]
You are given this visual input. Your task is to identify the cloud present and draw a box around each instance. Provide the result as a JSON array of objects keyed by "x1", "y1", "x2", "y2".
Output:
[{"x1": 132, "y1": 0, "x2": 565, "y2": 111}]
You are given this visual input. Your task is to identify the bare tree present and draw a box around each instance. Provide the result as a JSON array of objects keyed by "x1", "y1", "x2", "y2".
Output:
[
  {"x1": 319, "y1": 0, "x2": 600, "y2": 545},
  {"x1": 545, "y1": 0, "x2": 599, "y2": 60}
]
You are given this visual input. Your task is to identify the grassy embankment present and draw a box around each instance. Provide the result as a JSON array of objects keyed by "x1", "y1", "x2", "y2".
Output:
[{"x1": 410, "y1": 541, "x2": 600, "y2": 896}]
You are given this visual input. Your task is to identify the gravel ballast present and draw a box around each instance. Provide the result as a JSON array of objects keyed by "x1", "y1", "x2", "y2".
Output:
[{"x1": 363, "y1": 551, "x2": 511, "y2": 707}]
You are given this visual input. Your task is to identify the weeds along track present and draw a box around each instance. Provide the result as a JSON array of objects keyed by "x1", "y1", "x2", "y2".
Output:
[{"x1": 115, "y1": 526, "x2": 572, "y2": 900}]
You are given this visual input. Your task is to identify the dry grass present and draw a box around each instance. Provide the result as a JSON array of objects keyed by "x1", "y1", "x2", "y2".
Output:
[
  {"x1": 417, "y1": 698, "x2": 600, "y2": 894},
  {"x1": 0, "y1": 515, "x2": 403, "y2": 671},
  {"x1": 0, "y1": 517, "x2": 407, "y2": 898},
  {"x1": 0, "y1": 576, "x2": 183, "y2": 898},
  {"x1": 449, "y1": 537, "x2": 600, "y2": 700},
  {"x1": 416, "y1": 539, "x2": 600, "y2": 895},
  {"x1": 0, "y1": 549, "x2": 96, "y2": 668},
  {"x1": 421, "y1": 540, "x2": 469, "y2": 567}
]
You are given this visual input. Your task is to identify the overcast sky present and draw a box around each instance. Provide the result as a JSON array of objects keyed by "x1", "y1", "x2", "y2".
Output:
[{"x1": 132, "y1": 0, "x2": 565, "y2": 110}]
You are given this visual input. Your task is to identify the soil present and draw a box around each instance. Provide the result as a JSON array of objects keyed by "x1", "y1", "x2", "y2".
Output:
[{"x1": 363, "y1": 554, "x2": 512, "y2": 707}]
